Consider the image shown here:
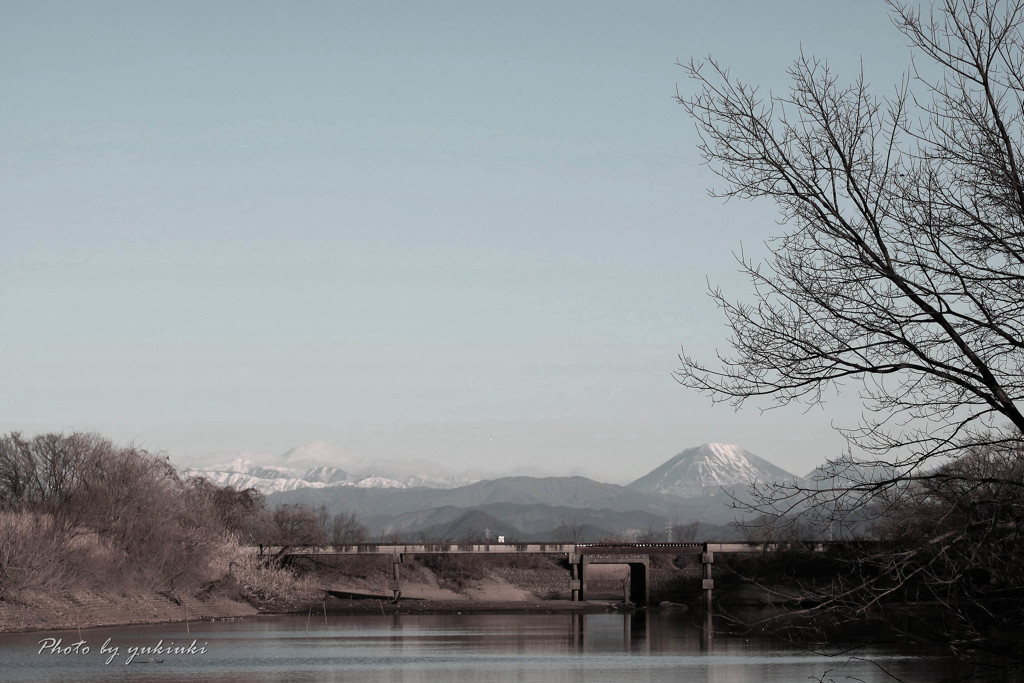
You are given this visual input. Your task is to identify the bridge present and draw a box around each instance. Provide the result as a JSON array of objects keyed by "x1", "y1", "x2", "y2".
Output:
[{"x1": 279, "y1": 541, "x2": 831, "y2": 608}]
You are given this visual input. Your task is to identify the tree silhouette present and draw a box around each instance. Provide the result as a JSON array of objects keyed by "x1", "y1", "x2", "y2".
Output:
[{"x1": 677, "y1": 0, "x2": 1024, "y2": 662}]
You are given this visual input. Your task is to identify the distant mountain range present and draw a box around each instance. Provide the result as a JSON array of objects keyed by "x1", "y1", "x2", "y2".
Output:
[
  {"x1": 192, "y1": 458, "x2": 469, "y2": 494},
  {"x1": 188, "y1": 442, "x2": 800, "y2": 542},
  {"x1": 265, "y1": 474, "x2": 743, "y2": 540},
  {"x1": 188, "y1": 440, "x2": 477, "y2": 493}
]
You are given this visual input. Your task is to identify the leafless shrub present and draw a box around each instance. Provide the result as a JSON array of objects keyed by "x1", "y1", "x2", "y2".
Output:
[
  {"x1": 0, "y1": 431, "x2": 374, "y2": 611},
  {"x1": 220, "y1": 541, "x2": 320, "y2": 605},
  {"x1": 0, "y1": 432, "x2": 247, "y2": 598},
  {"x1": 0, "y1": 512, "x2": 69, "y2": 601}
]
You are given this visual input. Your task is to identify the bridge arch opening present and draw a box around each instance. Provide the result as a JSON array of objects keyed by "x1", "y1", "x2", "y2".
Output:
[{"x1": 578, "y1": 556, "x2": 649, "y2": 607}]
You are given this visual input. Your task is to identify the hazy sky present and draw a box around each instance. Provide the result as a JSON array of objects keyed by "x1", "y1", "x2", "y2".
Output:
[{"x1": 2, "y1": 1, "x2": 913, "y2": 483}]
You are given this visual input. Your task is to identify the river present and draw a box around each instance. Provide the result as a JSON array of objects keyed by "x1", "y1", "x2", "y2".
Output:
[{"x1": 0, "y1": 611, "x2": 974, "y2": 682}]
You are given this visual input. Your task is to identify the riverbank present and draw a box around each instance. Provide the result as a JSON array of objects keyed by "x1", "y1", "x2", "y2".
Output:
[
  {"x1": 0, "y1": 548, "x2": 706, "y2": 634},
  {"x1": 323, "y1": 597, "x2": 623, "y2": 615},
  {"x1": 0, "y1": 559, "x2": 604, "y2": 634},
  {"x1": 0, "y1": 588, "x2": 257, "y2": 634},
  {"x1": 0, "y1": 590, "x2": 624, "y2": 635}
]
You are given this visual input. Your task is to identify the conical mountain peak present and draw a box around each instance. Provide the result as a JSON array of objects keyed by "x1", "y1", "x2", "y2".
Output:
[{"x1": 629, "y1": 443, "x2": 795, "y2": 497}]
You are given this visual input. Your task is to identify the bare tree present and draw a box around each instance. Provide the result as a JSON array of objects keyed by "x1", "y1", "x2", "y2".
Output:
[
  {"x1": 329, "y1": 510, "x2": 368, "y2": 547},
  {"x1": 257, "y1": 504, "x2": 331, "y2": 565},
  {"x1": 675, "y1": 520, "x2": 700, "y2": 543},
  {"x1": 0, "y1": 433, "x2": 35, "y2": 509},
  {"x1": 676, "y1": 0, "x2": 1024, "y2": 660},
  {"x1": 678, "y1": 0, "x2": 1024, "y2": 515},
  {"x1": 0, "y1": 432, "x2": 235, "y2": 594},
  {"x1": 0, "y1": 432, "x2": 110, "y2": 522},
  {"x1": 553, "y1": 516, "x2": 584, "y2": 543},
  {"x1": 553, "y1": 517, "x2": 598, "y2": 543},
  {"x1": 187, "y1": 476, "x2": 266, "y2": 542}
]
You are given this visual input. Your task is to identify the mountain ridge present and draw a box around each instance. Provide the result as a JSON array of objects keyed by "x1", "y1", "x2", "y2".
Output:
[
  {"x1": 188, "y1": 442, "x2": 801, "y2": 542},
  {"x1": 188, "y1": 441, "x2": 797, "y2": 498}
]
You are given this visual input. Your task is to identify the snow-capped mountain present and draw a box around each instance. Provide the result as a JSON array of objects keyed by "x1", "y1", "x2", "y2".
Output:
[
  {"x1": 186, "y1": 441, "x2": 797, "y2": 499},
  {"x1": 187, "y1": 442, "x2": 477, "y2": 495},
  {"x1": 353, "y1": 476, "x2": 407, "y2": 489},
  {"x1": 192, "y1": 458, "x2": 410, "y2": 494},
  {"x1": 188, "y1": 458, "x2": 355, "y2": 494},
  {"x1": 628, "y1": 443, "x2": 796, "y2": 498},
  {"x1": 303, "y1": 464, "x2": 360, "y2": 486}
]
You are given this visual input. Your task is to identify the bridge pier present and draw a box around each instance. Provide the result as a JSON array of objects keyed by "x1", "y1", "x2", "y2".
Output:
[
  {"x1": 701, "y1": 543, "x2": 714, "y2": 613},
  {"x1": 389, "y1": 553, "x2": 402, "y2": 601},
  {"x1": 569, "y1": 554, "x2": 581, "y2": 601}
]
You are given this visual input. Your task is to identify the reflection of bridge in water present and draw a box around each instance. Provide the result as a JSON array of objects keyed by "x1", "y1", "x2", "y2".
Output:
[{"x1": 283, "y1": 541, "x2": 830, "y2": 608}]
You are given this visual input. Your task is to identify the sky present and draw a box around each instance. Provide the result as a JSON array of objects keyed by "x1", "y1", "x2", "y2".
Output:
[{"x1": 1, "y1": 1, "x2": 915, "y2": 483}]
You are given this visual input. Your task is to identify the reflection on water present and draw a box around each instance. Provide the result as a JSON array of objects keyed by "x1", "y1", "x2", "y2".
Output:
[{"x1": 0, "y1": 610, "x2": 970, "y2": 682}]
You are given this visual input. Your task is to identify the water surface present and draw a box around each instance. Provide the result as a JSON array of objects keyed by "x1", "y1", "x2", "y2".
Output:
[{"x1": 0, "y1": 611, "x2": 966, "y2": 682}]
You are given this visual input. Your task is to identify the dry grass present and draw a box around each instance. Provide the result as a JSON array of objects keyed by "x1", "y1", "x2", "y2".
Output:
[{"x1": 219, "y1": 541, "x2": 321, "y2": 607}]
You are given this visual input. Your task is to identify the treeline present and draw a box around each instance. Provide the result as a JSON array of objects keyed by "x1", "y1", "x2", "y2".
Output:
[
  {"x1": 0, "y1": 431, "x2": 365, "y2": 604},
  {"x1": 738, "y1": 445, "x2": 1024, "y2": 661}
]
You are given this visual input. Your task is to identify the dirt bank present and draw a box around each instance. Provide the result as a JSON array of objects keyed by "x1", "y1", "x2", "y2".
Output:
[
  {"x1": 0, "y1": 550, "x2": 704, "y2": 633},
  {"x1": 0, "y1": 588, "x2": 257, "y2": 634}
]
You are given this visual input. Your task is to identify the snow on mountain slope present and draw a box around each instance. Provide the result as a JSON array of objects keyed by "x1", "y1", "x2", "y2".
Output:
[
  {"x1": 628, "y1": 443, "x2": 796, "y2": 497},
  {"x1": 302, "y1": 464, "x2": 360, "y2": 485},
  {"x1": 354, "y1": 476, "x2": 406, "y2": 489},
  {"x1": 194, "y1": 458, "x2": 339, "y2": 494},
  {"x1": 187, "y1": 441, "x2": 795, "y2": 499},
  {"x1": 187, "y1": 447, "x2": 471, "y2": 495}
]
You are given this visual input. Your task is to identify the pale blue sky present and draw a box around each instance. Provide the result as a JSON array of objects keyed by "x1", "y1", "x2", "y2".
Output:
[{"x1": 2, "y1": 1, "x2": 910, "y2": 482}]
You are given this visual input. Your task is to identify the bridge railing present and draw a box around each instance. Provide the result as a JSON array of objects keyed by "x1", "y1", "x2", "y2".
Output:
[
  {"x1": 257, "y1": 540, "x2": 842, "y2": 556},
  {"x1": 275, "y1": 542, "x2": 583, "y2": 556},
  {"x1": 265, "y1": 540, "x2": 849, "y2": 606}
]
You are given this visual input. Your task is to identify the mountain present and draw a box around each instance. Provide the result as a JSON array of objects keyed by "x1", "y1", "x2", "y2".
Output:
[
  {"x1": 187, "y1": 442, "x2": 476, "y2": 494},
  {"x1": 267, "y1": 473, "x2": 750, "y2": 539},
  {"x1": 270, "y1": 475, "x2": 697, "y2": 517},
  {"x1": 192, "y1": 458, "x2": 415, "y2": 494},
  {"x1": 629, "y1": 443, "x2": 796, "y2": 498},
  {"x1": 410, "y1": 509, "x2": 526, "y2": 543},
  {"x1": 187, "y1": 441, "x2": 793, "y2": 542},
  {"x1": 190, "y1": 458, "x2": 352, "y2": 494},
  {"x1": 417, "y1": 476, "x2": 677, "y2": 511}
]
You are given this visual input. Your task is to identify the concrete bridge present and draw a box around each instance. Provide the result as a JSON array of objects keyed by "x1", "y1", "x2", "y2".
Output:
[{"x1": 279, "y1": 541, "x2": 831, "y2": 607}]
